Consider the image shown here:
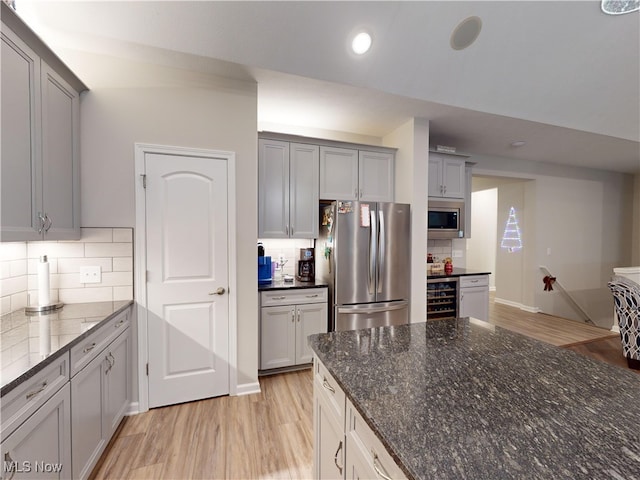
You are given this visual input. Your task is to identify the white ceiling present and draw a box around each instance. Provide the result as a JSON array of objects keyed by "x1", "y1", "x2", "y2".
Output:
[{"x1": 16, "y1": 1, "x2": 640, "y2": 173}]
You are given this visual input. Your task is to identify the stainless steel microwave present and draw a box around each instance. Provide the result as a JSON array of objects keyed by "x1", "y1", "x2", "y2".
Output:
[{"x1": 428, "y1": 199, "x2": 465, "y2": 239}]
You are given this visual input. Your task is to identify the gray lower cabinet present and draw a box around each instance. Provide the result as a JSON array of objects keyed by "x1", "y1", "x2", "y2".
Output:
[
  {"x1": 260, "y1": 288, "x2": 327, "y2": 371},
  {"x1": 459, "y1": 275, "x2": 490, "y2": 321},
  {"x1": 0, "y1": 384, "x2": 72, "y2": 479},
  {"x1": 71, "y1": 325, "x2": 130, "y2": 480}
]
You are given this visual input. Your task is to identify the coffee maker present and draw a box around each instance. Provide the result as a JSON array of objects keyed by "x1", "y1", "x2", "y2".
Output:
[{"x1": 296, "y1": 248, "x2": 315, "y2": 282}]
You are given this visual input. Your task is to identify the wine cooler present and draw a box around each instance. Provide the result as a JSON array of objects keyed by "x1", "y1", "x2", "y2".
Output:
[{"x1": 426, "y1": 278, "x2": 459, "y2": 321}]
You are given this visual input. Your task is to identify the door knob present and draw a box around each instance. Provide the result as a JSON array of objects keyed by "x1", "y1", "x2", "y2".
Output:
[{"x1": 209, "y1": 287, "x2": 226, "y2": 295}]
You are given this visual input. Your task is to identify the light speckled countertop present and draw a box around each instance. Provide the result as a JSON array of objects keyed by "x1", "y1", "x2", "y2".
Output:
[
  {"x1": 309, "y1": 318, "x2": 640, "y2": 479},
  {"x1": 1, "y1": 300, "x2": 133, "y2": 396}
]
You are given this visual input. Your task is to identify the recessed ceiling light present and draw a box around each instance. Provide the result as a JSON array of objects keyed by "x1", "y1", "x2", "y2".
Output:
[
  {"x1": 352, "y1": 32, "x2": 372, "y2": 55},
  {"x1": 511, "y1": 141, "x2": 526, "y2": 147},
  {"x1": 450, "y1": 16, "x2": 482, "y2": 50}
]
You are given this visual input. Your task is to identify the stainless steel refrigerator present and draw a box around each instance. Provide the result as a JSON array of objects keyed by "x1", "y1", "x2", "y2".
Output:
[{"x1": 316, "y1": 201, "x2": 411, "y2": 331}]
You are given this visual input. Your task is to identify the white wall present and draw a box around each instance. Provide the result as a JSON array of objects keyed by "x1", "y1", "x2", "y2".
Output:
[
  {"x1": 467, "y1": 188, "x2": 497, "y2": 289},
  {"x1": 473, "y1": 154, "x2": 634, "y2": 328},
  {"x1": 68, "y1": 52, "x2": 260, "y2": 392},
  {"x1": 384, "y1": 118, "x2": 429, "y2": 323}
]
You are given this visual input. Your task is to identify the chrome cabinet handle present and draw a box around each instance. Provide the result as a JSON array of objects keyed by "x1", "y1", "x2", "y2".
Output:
[
  {"x1": 372, "y1": 451, "x2": 393, "y2": 480},
  {"x1": 4, "y1": 452, "x2": 16, "y2": 480},
  {"x1": 115, "y1": 319, "x2": 125, "y2": 328},
  {"x1": 305, "y1": 294, "x2": 319, "y2": 298},
  {"x1": 354, "y1": 188, "x2": 358, "y2": 198},
  {"x1": 291, "y1": 309, "x2": 295, "y2": 323},
  {"x1": 83, "y1": 342, "x2": 97, "y2": 353},
  {"x1": 37, "y1": 212, "x2": 46, "y2": 234},
  {"x1": 209, "y1": 287, "x2": 226, "y2": 295},
  {"x1": 360, "y1": 189, "x2": 363, "y2": 198},
  {"x1": 26, "y1": 381, "x2": 47, "y2": 400},
  {"x1": 333, "y1": 440, "x2": 343, "y2": 475},
  {"x1": 272, "y1": 296, "x2": 286, "y2": 300},
  {"x1": 105, "y1": 352, "x2": 115, "y2": 374},
  {"x1": 322, "y1": 377, "x2": 335, "y2": 394},
  {"x1": 44, "y1": 214, "x2": 52, "y2": 232}
]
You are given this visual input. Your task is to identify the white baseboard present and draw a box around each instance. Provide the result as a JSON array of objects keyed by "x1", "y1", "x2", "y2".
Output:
[
  {"x1": 126, "y1": 401, "x2": 140, "y2": 416},
  {"x1": 494, "y1": 297, "x2": 540, "y2": 313},
  {"x1": 235, "y1": 381, "x2": 261, "y2": 396}
]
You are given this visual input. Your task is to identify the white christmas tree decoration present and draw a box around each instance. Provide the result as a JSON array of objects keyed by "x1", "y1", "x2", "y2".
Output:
[{"x1": 501, "y1": 207, "x2": 523, "y2": 253}]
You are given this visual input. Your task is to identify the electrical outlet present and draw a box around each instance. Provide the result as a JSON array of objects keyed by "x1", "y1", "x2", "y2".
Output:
[
  {"x1": 80, "y1": 266, "x2": 101, "y2": 284},
  {"x1": 452, "y1": 250, "x2": 463, "y2": 258}
]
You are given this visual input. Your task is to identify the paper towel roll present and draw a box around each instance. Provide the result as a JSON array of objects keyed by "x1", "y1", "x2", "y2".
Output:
[
  {"x1": 39, "y1": 317, "x2": 51, "y2": 358},
  {"x1": 38, "y1": 255, "x2": 50, "y2": 306}
]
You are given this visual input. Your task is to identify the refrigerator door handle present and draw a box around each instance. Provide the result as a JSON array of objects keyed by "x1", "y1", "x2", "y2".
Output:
[
  {"x1": 337, "y1": 301, "x2": 408, "y2": 315},
  {"x1": 377, "y1": 209, "x2": 385, "y2": 294},
  {"x1": 369, "y1": 210, "x2": 377, "y2": 295}
]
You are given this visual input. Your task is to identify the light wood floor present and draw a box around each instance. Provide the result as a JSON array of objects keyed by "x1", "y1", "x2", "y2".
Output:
[{"x1": 92, "y1": 300, "x2": 625, "y2": 480}]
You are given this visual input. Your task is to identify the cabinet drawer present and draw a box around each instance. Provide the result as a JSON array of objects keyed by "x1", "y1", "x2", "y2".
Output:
[
  {"x1": 314, "y1": 359, "x2": 346, "y2": 427},
  {"x1": 1, "y1": 353, "x2": 69, "y2": 442},
  {"x1": 347, "y1": 399, "x2": 407, "y2": 480},
  {"x1": 70, "y1": 308, "x2": 130, "y2": 377},
  {"x1": 261, "y1": 288, "x2": 327, "y2": 307},
  {"x1": 459, "y1": 275, "x2": 489, "y2": 288}
]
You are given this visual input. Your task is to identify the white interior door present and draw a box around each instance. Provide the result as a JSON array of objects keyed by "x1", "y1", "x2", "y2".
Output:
[{"x1": 145, "y1": 151, "x2": 229, "y2": 408}]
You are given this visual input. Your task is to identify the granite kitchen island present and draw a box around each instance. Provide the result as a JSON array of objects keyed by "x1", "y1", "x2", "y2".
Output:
[{"x1": 309, "y1": 318, "x2": 640, "y2": 479}]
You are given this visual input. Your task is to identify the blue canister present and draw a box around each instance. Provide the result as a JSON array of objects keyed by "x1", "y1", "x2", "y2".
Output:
[{"x1": 258, "y1": 256, "x2": 272, "y2": 284}]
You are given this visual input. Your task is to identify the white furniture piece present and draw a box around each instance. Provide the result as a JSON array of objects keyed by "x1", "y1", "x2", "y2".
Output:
[
  {"x1": 313, "y1": 357, "x2": 407, "y2": 480},
  {"x1": 428, "y1": 152, "x2": 467, "y2": 199},
  {"x1": 459, "y1": 274, "x2": 490, "y2": 321},
  {"x1": 260, "y1": 288, "x2": 327, "y2": 371},
  {"x1": 610, "y1": 266, "x2": 640, "y2": 332},
  {"x1": 320, "y1": 146, "x2": 394, "y2": 202},
  {"x1": 71, "y1": 308, "x2": 131, "y2": 480},
  {"x1": 258, "y1": 139, "x2": 320, "y2": 239},
  {"x1": 1, "y1": 6, "x2": 85, "y2": 242}
]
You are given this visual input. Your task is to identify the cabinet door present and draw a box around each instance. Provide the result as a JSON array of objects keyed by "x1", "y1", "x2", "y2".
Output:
[
  {"x1": 358, "y1": 150, "x2": 394, "y2": 202},
  {"x1": 258, "y1": 139, "x2": 290, "y2": 238},
  {"x1": 295, "y1": 302, "x2": 327, "y2": 365},
  {"x1": 103, "y1": 329, "x2": 130, "y2": 439},
  {"x1": 1, "y1": 384, "x2": 71, "y2": 480},
  {"x1": 441, "y1": 157, "x2": 465, "y2": 198},
  {"x1": 71, "y1": 351, "x2": 106, "y2": 480},
  {"x1": 428, "y1": 156, "x2": 444, "y2": 197},
  {"x1": 260, "y1": 305, "x2": 296, "y2": 370},
  {"x1": 319, "y1": 146, "x2": 358, "y2": 200},
  {"x1": 290, "y1": 143, "x2": 319, "y2": 238},
  {"x1": 40, "y1": 62, "x2": 80, "y2": 240},
  {"x1": 0, "y1": 26, "x2": 41, "y2": 241},
  {"x1": 315, "y1": 388, "x2": 345, "y2": 480},
  {"x1": 460, "y1": 286, "x2": 490, "y2": 321}
]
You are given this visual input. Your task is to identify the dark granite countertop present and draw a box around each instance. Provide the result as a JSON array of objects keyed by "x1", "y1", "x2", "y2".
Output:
[
  {"x1": 427, "y1": 267, "x2": 491, "y2": 279},
  {"x1": 309, "y1": 318, "x2": 640, "y2": 480},
  {"x1": 1, "y1": 300, "x2": 133, "y2": 396},
  {"x1": 258, "y1": 278, "x2": 328, "y2": 291}
]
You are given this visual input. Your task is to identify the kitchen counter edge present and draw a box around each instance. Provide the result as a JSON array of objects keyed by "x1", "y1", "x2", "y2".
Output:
[{"x1": 1, "y1": 300, "x2": 134, "y2": 397}]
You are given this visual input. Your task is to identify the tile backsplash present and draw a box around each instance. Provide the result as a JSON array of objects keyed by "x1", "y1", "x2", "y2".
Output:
[
  {"x1": 0, "y1": 228, "x2": 133, "y2": 315},
  {"x1": 258, "y1": 238, "x2": 315, "y2": 277}
]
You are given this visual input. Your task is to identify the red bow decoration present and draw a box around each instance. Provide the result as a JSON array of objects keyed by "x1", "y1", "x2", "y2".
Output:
[{"x1": 543, "y1": 275, "x2": 556, "y2": 291}]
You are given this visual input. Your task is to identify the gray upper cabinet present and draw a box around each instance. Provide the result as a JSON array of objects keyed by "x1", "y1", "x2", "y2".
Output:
[
  {"x1": 320, "y1": 146, "x2": 394, "y2": 202},
  {"x1": 428, "y1": 152, "x2": 466, "y2": 199},
  {"x1": 258, "y1": 139, "x2": 319, "y2": 238},
  {"x1": 1, "y1": 6, "x2": 84, "y2": 242}
]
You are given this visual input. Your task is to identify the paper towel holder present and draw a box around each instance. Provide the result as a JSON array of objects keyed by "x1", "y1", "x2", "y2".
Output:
[
  {"x1": 25, "y1": 255, "x2": 64, "y2": 314},
  {"x1": 25, "y1": 302, "x2": 64, "y2": 314}
]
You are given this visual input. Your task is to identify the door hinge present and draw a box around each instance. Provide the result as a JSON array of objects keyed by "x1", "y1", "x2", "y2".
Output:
[
  {"x1": 146, "y1": 363, "x2": 149, "y2": 376},
  {"x1": 141, "y1": 174, "x2": 147, "y2": 188}
]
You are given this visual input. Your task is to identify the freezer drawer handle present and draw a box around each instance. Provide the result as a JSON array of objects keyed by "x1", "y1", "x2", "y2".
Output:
[
  {"x1": 271, "y1": 296, "x2": 287, "y2": 300},
  {"x1": 305, "y1": 294, "x2": 319, "y2": 298},
  {"x1": 337, "y1": 301, "x2": 408, "y2": 315}
]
